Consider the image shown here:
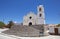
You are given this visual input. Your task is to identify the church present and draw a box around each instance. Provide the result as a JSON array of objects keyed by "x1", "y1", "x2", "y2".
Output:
[
  {"x1": 2, "y1": 5, "x2": 47, "y2": 37},
  {"x1": 23, "y1": 5, "x2": 45, "y2": 26}
]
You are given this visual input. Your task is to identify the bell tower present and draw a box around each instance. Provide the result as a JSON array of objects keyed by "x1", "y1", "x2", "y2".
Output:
[{"x1": 36, "y1": 5, "x2": 45, "y2": 24}]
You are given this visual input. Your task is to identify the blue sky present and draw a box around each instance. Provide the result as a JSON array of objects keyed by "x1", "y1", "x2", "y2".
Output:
[{"x1": 0, "y1": 0, "x2": 60, "y2": 24}]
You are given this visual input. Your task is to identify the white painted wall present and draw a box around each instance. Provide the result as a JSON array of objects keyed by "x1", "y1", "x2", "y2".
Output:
[
  {"x1": 58, "y1": 27, "x2": 60, "y2": 34},
  {"x1": 23, "y1": 12, "x2": 36, "y2": 25},
  {"x1": 49, "y1": 27, "x2": 54, "y2": 33}
]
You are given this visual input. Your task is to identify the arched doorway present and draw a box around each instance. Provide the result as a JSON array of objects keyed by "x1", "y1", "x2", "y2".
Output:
[{"x1": 29, "y1": 22, "x2": 32, "y2": 26}]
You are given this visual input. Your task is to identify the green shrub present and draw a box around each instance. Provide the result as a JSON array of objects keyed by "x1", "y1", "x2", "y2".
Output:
[
  {"x1": 0, "y1": 21, "x2": 5, "y2": 28},
  {"x1": 56, "y1": 24, "x2": 60, "y2": 27}
]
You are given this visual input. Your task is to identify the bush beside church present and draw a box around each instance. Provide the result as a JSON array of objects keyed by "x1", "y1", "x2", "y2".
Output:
[{"x1": 0, "y1": 21, "x2": 5, "y2": 28}]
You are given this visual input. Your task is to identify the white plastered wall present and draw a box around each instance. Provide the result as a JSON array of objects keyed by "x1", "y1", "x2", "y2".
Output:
[{"x1": 23, "y1": 12, "x2": 37, "y2": 26}]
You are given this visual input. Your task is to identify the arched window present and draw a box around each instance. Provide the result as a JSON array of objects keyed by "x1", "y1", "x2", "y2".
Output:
[
  {"x1": 40, "y1": 14, "x2": 42, "y2": 17},
  {"x1": 29, "y1": 22, "x2": 32, "y2": 26},
  {"x1": 29, "y1": 16, "x2": 32, "y2": 19},
  {"x1": 39, "y1": 8, "x2": 42, "y2": 11}
]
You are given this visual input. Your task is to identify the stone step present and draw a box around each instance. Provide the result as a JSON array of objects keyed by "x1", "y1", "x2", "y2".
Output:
[{"x1": 2, "y1": 25, "x2": 40, "y2": 37}]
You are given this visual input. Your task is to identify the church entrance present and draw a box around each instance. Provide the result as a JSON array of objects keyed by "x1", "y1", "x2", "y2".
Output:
[{"x1": 29, "y1": 22, "x2": 32, "y2": 26}]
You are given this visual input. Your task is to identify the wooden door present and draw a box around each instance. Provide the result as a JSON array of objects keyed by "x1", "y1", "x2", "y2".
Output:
[{"x1": 55, "y1": 28, "x2": 58, "y2": 35}]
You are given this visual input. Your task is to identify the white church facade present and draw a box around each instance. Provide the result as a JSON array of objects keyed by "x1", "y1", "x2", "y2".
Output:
[{"x1": 23, "y1": 5, "x2": 45, "y2": 26}]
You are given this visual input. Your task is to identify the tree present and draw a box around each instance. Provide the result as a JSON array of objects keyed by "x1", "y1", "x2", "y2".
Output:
[
  {"x1": 7, "y1": 21, "x2": 14, "y2": 28},
  {"x1": 0, "y1": 21, "x2": 5, "y2": 28}
]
